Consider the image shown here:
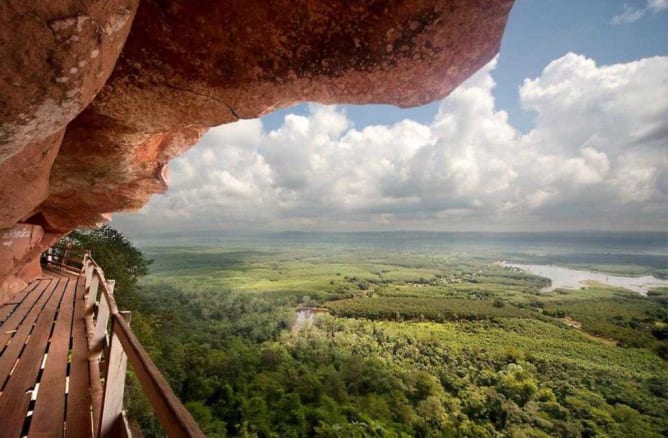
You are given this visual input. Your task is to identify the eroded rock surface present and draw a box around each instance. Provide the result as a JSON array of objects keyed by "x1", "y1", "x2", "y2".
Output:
[
  {"x1": 0, "y1": 131, "x2": 64, "y2": 228},
  {"x1": 0, "y1": 0, "x2": 140, "y2": 228},
  {"x1": 43, "y1": 0, "x2": 514, "y2": 230},
  {"x1": 0, "y1": 0, "x2": 514, "y2": 297},
  {"x1": 0, "y1": 224, "x2": 60, "y2": 301}
]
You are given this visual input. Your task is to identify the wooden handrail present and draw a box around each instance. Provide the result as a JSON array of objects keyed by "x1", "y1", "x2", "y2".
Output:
[
  {"x1": 76, "y1": 253, "x2": 204, "y2": 437},
  {"x1": 42, "y1": 246, "x2": 88, "y2": 273},
  {"x1": 112, "y1": 313, "x2": 204, "y2": 437}
]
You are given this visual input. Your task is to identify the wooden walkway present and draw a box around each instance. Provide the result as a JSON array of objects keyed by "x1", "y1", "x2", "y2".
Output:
[
  {"x1": 0, "y1": 252, "x2": 204, "y2": 438},
  {"x1": 0, "y1": 275, "x2": 93, "y2": 438}
]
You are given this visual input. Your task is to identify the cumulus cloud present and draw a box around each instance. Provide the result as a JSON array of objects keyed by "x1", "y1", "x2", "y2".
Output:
[
  {"x1": 115, "y1": 53, "x2": 668, "y2": 232},
  {"x1": 611, "y1": 0, "x2": 668, "y2": 25}
]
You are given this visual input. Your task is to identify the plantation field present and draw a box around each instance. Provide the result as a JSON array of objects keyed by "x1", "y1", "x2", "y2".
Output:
[
  {"x1": 127, "y1": 243, "x2": 668, "y2": 437},
  {"x1": 326, "y1": 296, "x2": 536, "y2": 321}
]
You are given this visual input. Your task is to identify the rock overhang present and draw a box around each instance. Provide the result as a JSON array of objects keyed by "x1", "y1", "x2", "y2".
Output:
[{"x1": 0, "y1": 0, "x2": 515, "y2": 297}]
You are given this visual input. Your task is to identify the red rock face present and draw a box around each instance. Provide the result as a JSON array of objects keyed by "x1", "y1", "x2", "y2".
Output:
[
  {"x1": 41, "y1": 0, "x2": 514, "y2": 230},
  {"x1": 0, "y1": 224, "x2": 60, "y2": 302},
  {"x1": 0, "y1": 131, "x2": 64, "y2": 228},
  {"x1": 0, "y1": 0, "x2": 514, "y2": 296},
  {"x1": 0, "y1": 0, "x2": 140, "y2": 228}
]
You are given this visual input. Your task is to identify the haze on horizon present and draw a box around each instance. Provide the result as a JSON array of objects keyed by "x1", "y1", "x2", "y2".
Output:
[{"x1": 114, "y1": 0, "x2": 668, "y2": 236}]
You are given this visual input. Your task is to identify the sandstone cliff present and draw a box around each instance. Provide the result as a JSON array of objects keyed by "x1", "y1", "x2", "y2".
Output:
[{"x1": 0, "y1": 0, "x2": 514, "y2": 297}]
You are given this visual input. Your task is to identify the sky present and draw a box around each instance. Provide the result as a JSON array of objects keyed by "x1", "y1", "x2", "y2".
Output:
[{"x1": 114, "y1": 0, "x2": 668, "y2": 235}]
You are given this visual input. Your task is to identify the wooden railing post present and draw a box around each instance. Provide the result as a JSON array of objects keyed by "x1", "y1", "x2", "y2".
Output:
[
  {"x1": 98, "y1": 311, "x2": 132, "y2": 438},
  {"x1": 87, "y1": 272, "x2": 99, "y2": 315},
  {"x1": 85, "y1": 261, "x2": 94, "y2": 289},
  {"x1": 86, "y1": 268, "x2": 106, "y2": 437},
  {"x1": 93, "y1": 280, "x2": 114, "y2": 356}
]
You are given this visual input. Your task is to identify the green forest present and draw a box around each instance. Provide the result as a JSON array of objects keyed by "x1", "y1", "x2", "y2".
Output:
[{"x1": 69, "y1": 228, "x2": 668, "y2": 437}]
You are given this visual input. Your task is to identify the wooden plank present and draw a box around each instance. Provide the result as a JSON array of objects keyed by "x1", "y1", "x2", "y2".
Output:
[
  {"x1": 0, "y1": 279, "x2": 57, "y2": 372},
  {"x1": 45, "y1": 263, "x2": 81, "y2": 277},
  {"x1": 0, "y1": 277, "x2": 67, "y2": 438},
  {"x1": 0, "y1": 279, "x2": 52, "y2": 350},
  {"x1": 29, "y1": 278, "x2": 77, "y2": 437},
  {"x1": 65, "y1": 276, "x2": 93, "y2": 438},
  {"x1": 98, "y1": 311, "x2": 131, "y2": 438},
  {"x1": 0, "y1": 304, "x2": 16, "y2": 325},
  {"x1": 1, "y1": 279, "x2": 42, "y2": 310},
  {"x1": 0, "y1": 280, "x2": 60, "y2": 385},
  {"x1": 113, "y1": 314, "x2": 205, "y2": 437},
  {"x1": 16, "y1": 278, "x2": 42, "y2": 297},
  {"x1": 0, "y1": 279, "x2": 50, "y2": 337}
]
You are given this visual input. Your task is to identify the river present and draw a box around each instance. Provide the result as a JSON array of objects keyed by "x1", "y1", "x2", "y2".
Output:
[{"x1": 503, "y1": 263, "x2": 668, "y2": 295}]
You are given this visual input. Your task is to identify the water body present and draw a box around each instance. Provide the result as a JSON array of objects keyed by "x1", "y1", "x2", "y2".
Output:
[{"x1": 504, "y1": 263, "x2": 668, "y2": 295}]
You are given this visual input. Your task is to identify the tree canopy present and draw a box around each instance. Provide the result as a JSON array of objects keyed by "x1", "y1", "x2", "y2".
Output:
[{"x1": 58, "y1": 225, "x2": 151, "y2": 307}]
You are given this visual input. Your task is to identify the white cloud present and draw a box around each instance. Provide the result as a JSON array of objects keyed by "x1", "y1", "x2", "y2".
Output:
[
  {"x1": 612, "y1": 0, "x2": 668, "y2": 25},
  {"x1": 115, "y1": 53, "x2": 668, "y2": 232},
  {"x1": 649, "y1": 0, "x2": 668, "y2": 12}
]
